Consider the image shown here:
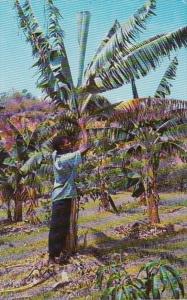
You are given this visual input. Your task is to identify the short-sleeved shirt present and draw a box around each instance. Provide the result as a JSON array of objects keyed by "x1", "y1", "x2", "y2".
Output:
[{"x1": 51, "y1": 150, "x2": 82, "y2": 202}]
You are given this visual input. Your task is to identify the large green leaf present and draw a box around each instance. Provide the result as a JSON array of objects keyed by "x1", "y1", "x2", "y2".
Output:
[
  {"x1": 14, "y1": 0, "x2": 73, "y2": 106},
  {"x1": 84, "y1": 0, "x2": 157, "y2": 85},
  {"x1": 15, "y1": 0, "x2": 59, "y2": 101},
  {"x1": 114, "y1": 98, "x2": 187, "y2": 125},
  {"x1": 83, "y1": 26, "x2": 187, "y2": 93},
  {"x1": 47, "y1": 0, "x2": 74, "y2": 98},
  {"x1": 163, "y1": 265, "x2": 184, "y2": 297},
  {"x1": 84, "y1": 19, "x2": 121, "y2": 77},
  {"x1": 77, "y1": 11, "x2": 91, "y2": 87},
  {"x1": 155, "y1": 57, "x2": 178, "y2": 98},
  {"x1": 20, "y1": 151, "x2": 43, "y2": 174},
  {"x1": 162, "y1": 123, "x2": 187, "y2": 141},
  {"x1": 152, "y1": 274, "x2": 161, "y2": 299}
]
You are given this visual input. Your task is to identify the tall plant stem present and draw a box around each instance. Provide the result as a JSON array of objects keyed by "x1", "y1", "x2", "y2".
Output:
[
  {"x1": 77, "y1": 11, "x2": 91, "y2": 87},
  {"x1": 131, "y1": 78, "x2": 139, "y2": 98}
]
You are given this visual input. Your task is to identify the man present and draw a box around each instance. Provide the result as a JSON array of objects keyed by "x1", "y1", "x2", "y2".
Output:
[{"x1": 48, "y1": 120, "x2": 90, "y2": 264}]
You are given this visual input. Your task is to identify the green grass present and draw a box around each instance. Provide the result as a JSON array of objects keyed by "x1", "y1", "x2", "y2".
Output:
[
  {"x1": 78, "y1": 210, "x2": 111, "y2": 225},
  {"x1": 0, "y1": 192, "x2": 186, "y2": 299},
  {"x1": 0, "y1": 237, "x2": 47, "y2": 259},
  {"x1": 0, "y1": 225, "x2": 48, "y2": 244},
  {"x1": 160, "y1": 240, "x2": 187, "y2": 251},
  {"x1": 78, "y1": 211, "x2": 144, "y2": 241},
  {"x1": 0, "y1": 208, "x2": 6, "y2": 219}
]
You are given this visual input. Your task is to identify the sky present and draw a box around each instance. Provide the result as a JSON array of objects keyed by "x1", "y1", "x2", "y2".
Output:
[{"x1": 0, "y1": 0, "x2": 187, "y2": 103}]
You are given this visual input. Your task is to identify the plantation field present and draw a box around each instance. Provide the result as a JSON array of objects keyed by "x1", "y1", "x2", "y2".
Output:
[{"x1": 0, "y1": 192, "x2": 187, "y2": 299}]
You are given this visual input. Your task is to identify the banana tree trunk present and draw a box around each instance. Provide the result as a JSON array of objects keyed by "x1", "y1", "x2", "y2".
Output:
[
  {"x1": 146, "y1": 164, "x2": 160, "y2": 224},
  {"x1": 147, "y1": 193, "x2": 160, "y2": 224},
  {"x1": 7, "y1": 200, "x2": 12, "y2": 222},
  {"x1": 14, "y1": 198, "x2": 23, "y2": 222},
  {"x1": 131, "y1": 78, "x2": 139, "y2": 99},
  {"x1": 64, "y1": 198, "x2": 80, "y2": 254},
  {"x1": 99, "y1": 191, "x2": 111, "y2": 211},
  {"x1": 14, "y1": 187, "x2": 23, "y2": 222}
]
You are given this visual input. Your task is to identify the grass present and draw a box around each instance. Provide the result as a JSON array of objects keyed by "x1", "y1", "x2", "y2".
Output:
[
  {"x1": 0, "y1": 237, "x2": 47, "y2": 260},
  {"x1": 0, "y1": 225, "x2": 48, "y2": 244},
  {"x1": 0, "y1": 191, "x2": 186, "y2": 299},
  {"x1": 160, "y1": 240, "x2": 187, "y2": 251},
  {"x1": 164, "y1": 214, "x2": 187, "y2": 225},
  {"x1": 0, "y1": 208, "x2": 6, "y2": 219},
  {"x1": 78, "y1": 210, "x2": 111, "y2": 225}
]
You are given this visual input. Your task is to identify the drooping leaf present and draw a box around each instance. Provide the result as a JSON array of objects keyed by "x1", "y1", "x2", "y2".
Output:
[
  {"x1": 155, "y1": 57, "x2": 178, "y2": 98},
  {"x1": 152, "y1": 274, "x2": 161, "y2": 299},
  {"x1": 47, "y1": 0, "x2": 74, "y2": 103},
  {"x1": 20, "y1": 151, "x2": 43, "y2": 174},
  {"x1": 14, "y1": 0, "x2": 72, "y2": 106},
  {"x1": 132, "y1": 181, "x2": 145, "y2": 198},
  {"x1": 84, "y1": 0, "x2": 157, "y2": 85},
  {"x1": 163, "y1": 265, "x2": 185, "y2": 297},
  {"x1": 83, "y1": 26, "x2": 187, "y2": 93}
]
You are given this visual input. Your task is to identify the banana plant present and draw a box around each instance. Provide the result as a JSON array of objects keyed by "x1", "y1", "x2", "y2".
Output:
[
  {"x1": 0, "y1": 97, "x2": 59, "y2": 222},
  {"x1": 15, "y1": 0, "x2": 187, "y2": 111},
  {"x1": 155, "y1": 57, "x2": 179, "y2": 98},
  {"x1": 138, "y1": 260, "x2": 184, "y2": 299},
  {"x1": 109, "y1": 97, "x2": 187, "y2": 224},
  {"x1": 96, "y1": 260, "x2": 184, "y2": 300}
]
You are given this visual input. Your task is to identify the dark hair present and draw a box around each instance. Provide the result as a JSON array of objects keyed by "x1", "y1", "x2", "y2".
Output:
[{"x1": 52, "y1": 135, "x2": 76, "y2": 154}]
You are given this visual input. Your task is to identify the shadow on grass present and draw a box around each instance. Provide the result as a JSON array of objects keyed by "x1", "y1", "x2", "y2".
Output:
[{"x1": 78, "y1": 227, "x2": 187, "y2": 267}]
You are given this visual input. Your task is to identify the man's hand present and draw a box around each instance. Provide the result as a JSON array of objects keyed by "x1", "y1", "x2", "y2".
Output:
[
  {"x1": 77, "y1": 117, "x2": 92, "y2": 155},
  {"x1": 78, "y1": 117, "x2": 87, "y2": 129}
]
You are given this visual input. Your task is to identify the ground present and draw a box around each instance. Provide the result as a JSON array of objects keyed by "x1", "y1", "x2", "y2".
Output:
[{"x1": 0, "y1": 192, "x2": 187, "y2": 299}]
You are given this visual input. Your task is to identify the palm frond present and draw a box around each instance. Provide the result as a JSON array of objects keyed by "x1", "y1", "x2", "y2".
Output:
[
  {"x1": 156, "y1": 141, "x2": 186, "y2": 158},
  {"x1": 79, "y1": 93, "x2": 111, "y2": 114},
  {"x1": 47, "y1": 0, "x2": 74, "y2": 102},
  {"x1": 20, "y1": 151, "x2": 43, "y2": 174},
  {"x1": 84, "y1": 0, "x2": 156, "y2": 85},
  {"x1": 84, "y1": 19, "x2": 121, "y2": 76},
  {"x1": 14, "y1": 1, "x2": 57, "y2": 99},
  {"x1": 14, "y1": 0, "x2": 71, "y2": 106},
  {"x1": 155, "y1": 57, "x2": 178, "y2": 98},
  {"x1": 157, "y1": 116, "x2": 187, "y2": 133},
  {"x1": 113, "y1": 98, "x2": 187, "y2": 124},
  {"x1": 38, "y1": 163, "x2": 53, "y2": 179},
  {"x1": 83, "y1": 26, "x2": 187, "y2": 93},
  {"x1": 162, "y1": 123, "x2": 187, "y2": 141}
]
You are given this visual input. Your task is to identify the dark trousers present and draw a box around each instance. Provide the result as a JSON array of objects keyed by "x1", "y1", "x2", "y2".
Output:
[{"x1": 48, "y1": 199, "x2": 72, "y2": 258}]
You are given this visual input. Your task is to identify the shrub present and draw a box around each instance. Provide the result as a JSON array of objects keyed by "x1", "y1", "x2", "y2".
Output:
[{"x1": 96, "y1": 260, "x2": 184, "y2": 299}]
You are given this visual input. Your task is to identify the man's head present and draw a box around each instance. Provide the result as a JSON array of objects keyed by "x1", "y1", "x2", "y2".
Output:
[{"x1": 52, "y1": 135, "x2": 77, "y2": 154}]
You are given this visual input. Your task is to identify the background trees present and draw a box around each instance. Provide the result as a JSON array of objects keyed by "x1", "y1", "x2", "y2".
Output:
[
  {"x1": 108, "y1": 97, "x2": 187, "y2": 224},
  {"x1": 0, "y1": 97, "x2": 57, "y2": 221}
]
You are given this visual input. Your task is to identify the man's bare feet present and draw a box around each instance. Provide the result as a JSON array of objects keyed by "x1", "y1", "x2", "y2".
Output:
[
  {"x1": 58, "y1": 252, "x2": 70, "y2": 265},
  {"x1": 48, "y1": 256, "x2": 59, "y2": 265}
]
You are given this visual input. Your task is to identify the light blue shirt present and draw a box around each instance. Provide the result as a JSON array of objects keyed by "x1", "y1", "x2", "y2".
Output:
[{"x1": 51, "y1": 150, "x2": 82, "y2": 202}]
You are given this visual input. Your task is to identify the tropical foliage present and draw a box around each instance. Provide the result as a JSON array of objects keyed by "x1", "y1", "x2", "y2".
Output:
[
  {"x1": 96, "y1": 260, "x2": 184, "y2": 300},
  {"x1": 107, "y1": 97, "x2": 187, "y2": 223},
  {"x1": 14, "y1": 0, "x2": 187, "y2": 105},
  {"x1": 155, "y1": 57, "x2": 179, "y2": 98},
  {"x1": 8, "y1": 0, "x2": 187, "y2": 251},
  {"x1": 0, "y1": 97, "x2": 57, "y2": 221}
]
